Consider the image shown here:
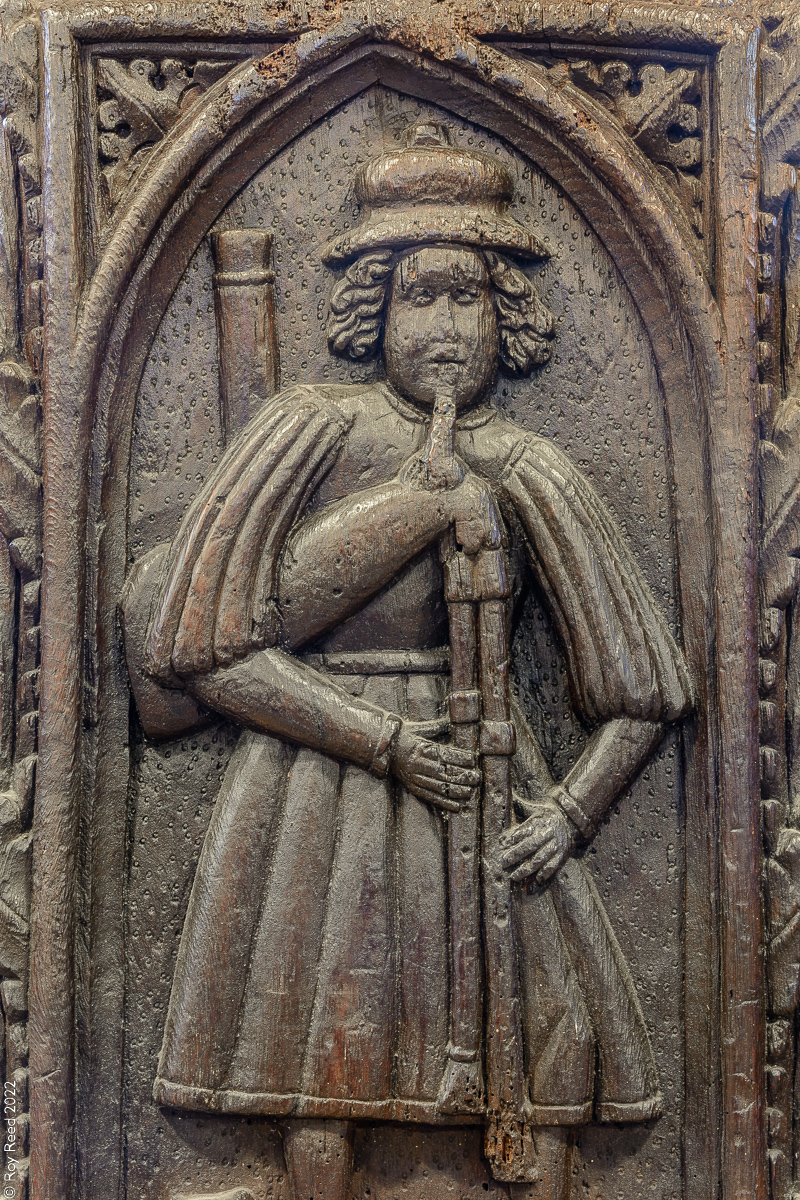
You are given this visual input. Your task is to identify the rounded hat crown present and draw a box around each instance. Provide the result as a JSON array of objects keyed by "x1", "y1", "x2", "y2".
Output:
[
  {"x1": 322, "y1": 122, "x2": 548, "y2": 266},
  {"x1": 355, "y1": 122, "x2": 513, "y2": 209}
]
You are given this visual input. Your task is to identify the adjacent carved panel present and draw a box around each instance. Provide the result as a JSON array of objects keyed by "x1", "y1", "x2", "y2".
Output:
[
  {"x1": 0, "y1": 8, "x2": 43, "y2": 1199},
  {"x1": 756, "y1": 12, "x2": 800, "y2": 1200}
]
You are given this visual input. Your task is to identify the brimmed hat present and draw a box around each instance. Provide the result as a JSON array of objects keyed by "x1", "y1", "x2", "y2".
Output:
[{"x1": 322, "y1": 122, "x2": 549, "y2": 267}]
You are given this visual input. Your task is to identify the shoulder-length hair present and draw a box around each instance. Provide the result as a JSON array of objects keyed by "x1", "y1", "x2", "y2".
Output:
[{"x1": 326, "y1": 247, "x2": 555, "y2": 376}]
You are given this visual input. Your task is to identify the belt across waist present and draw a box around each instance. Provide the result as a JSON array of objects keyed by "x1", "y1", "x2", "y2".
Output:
[{"x1": 301, "y1": 648, "x2": 450, "y2": 675}]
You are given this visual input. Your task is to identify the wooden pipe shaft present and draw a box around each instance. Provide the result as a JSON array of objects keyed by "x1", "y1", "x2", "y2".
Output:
[
  {"x1": 212, "y1": 229, "x2": 279, "y2": 444},
  {"x1": 446, "y1": 596, "x2": 482, "y2": 1062}
]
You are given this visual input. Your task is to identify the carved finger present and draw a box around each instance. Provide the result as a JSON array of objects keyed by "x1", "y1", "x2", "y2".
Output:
[
  {"x1": 411, "y1": 785, "x2": 463, "y2": 812},
  {"x1": 500, "y1": 829, "x2": 551, "y2": 869},
  {"x1": 535, "y1": 853, "x2": 565, "y2": 885},
  {"x1": 500, "y1": 812, "x2": 552, "y2": 848},
  {"x1": 500, "y1": 821, "x2": 531, "y2": 849},
  {"x1": 506, "y1": 839, "x2": 557, "y2": 879},
  {"x1": 413, "y1": 777, "x2": 476, "y2": 803},
  {"x1": 444, "y1": 763, "x2": 482, "y2": 787},
  {"x1": 406, "y1": 718, "x2": 450, "y2": 740},
  {"x1": 455, "y1": 519, "x2": 498, "y2": 556},
  {"x1": 411, "y1": 755, "x2": 449, "y2": 782},
  {"x1": 439, "y1": 745, "x2": 478, "y2": 769},
  {"x1": 414, "y1": 753, "x2": 478, "y2": 787}
]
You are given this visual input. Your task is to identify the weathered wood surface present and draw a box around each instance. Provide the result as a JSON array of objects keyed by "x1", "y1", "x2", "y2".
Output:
[{"x1": 2, "y1": 3, "x2": 800, "y2": 1200}]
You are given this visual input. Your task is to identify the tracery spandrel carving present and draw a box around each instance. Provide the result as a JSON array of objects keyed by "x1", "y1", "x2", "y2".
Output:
[
  {"x1": 547, "y1": 56, "x2": 706, "y2": 245},
  {"x1": 93, "y1": 55, "x2": 237, "y2": 214}
]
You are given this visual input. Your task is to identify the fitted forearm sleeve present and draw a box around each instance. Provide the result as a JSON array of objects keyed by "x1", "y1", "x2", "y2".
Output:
[
  {"x1": 189, "y1": 647, "x2": 401, "y2": 775},
  {"x1": 553, "y1": 718, "x2": 665, "y2": 839},
  {"x1": 278, "y1": 479, "x2": 450, "y2": 649}
]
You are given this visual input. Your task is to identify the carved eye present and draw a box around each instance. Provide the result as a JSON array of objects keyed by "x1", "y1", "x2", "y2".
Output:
[
  {"x1": 452, "y1": 286, "x2": 479, "y2": 304},
  {"x1": 406, "y1": 287, "x2": 435, "y2": 306}
]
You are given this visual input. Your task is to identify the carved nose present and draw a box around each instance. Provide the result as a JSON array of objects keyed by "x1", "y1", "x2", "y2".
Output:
[{"x1": 428, "y1": 295, "x2": 458, "y2": 336}]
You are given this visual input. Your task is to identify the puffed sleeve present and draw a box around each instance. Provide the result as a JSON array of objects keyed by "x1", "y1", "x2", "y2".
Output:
[
  {"x1": 499, "y1": 437, "x2": 694, "y2": 725},
  {"x1": 145, "y1": 386, "x2": 351, "y2": 681}
]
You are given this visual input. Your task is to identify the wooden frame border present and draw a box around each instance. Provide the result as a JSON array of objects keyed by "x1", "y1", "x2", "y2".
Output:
[{"x1": 33, "y1": 5, "x2": 760, "y2": 1199}]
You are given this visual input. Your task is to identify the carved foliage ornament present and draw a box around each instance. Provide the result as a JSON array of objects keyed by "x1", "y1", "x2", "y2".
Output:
[
  {"x1": 541, "y1": 54, "x2": 706, "y2": 245},
  {"x1": 94, "y1": 56, "x2": 238, "y2": 211},
  {"x1": 0, "y1": 5, "x2": 44, "y2": 1194}
]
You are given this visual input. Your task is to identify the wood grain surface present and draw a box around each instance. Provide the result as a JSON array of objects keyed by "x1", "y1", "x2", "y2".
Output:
[{"x1": 0, "y1": 5, "x2": 794, "y2": 1200}]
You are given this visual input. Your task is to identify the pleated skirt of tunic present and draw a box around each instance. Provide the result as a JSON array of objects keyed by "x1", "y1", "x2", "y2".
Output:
[
  {"x1": 153, "y1": 668, "x2": 661, "y2": 1125},
  {"x1": 155, "y1": 669, "x2": 460, "y2": 1122}
]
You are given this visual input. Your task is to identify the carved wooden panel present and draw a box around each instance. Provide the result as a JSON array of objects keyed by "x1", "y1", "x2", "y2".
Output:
[{"x1": 1, "y1": 3, "x2": 798, "y2": 1200}]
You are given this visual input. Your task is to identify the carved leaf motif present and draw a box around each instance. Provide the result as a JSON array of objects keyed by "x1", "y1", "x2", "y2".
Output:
[
  {"x1": 95, "y1": 57, "x2": 236, "y2": 209},
  {"x1": 762, "y1": 13, "x2": 800, "y2": 209},
  {"x1": 0, "y1": 45, "x2": 37, "y2": 166},
  {"x1": 0, "y1": 363, "x2": 40, "y2": 555},
  {"x1": 565, "y1": 59, "x2": 704, "y2": 240},
  {"x1": 0, "y1": 795, "x2": 31, "y2": 983},
  {"x1": 0, "y1": 361, "x2": 40, "y2": 987},
  {"x1": 573, "y1": 62, "x2": 701, "y2": 166},
  {"x1": 760, "y1": 396, "x2": 800, "y2": 611},
  {"x1": 0, "y1": 21, "x2": 41, "y2": 364},
  {"x1": 0, "y1": 16, "x2": 40, "y2": 1035},
  {"x1": 767, "y1": 829, "x2": 800, "y2": 1015}
]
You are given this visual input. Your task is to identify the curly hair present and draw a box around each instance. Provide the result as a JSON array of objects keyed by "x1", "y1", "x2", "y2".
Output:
[
  {"x1": 326, "y1": 247, "x2": 554, "y2": 375},
  {"x1": 326, "y1": 251, "x2": 395, "y2": 360}
]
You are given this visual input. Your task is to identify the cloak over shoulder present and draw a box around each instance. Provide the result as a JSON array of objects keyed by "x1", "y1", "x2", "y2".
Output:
[
  {"x1": 145, "y1": 387, "x2": 351, "y2": 681},
  {"x1": 497, "y1": 437, "x2": 694, "y2": 724}
]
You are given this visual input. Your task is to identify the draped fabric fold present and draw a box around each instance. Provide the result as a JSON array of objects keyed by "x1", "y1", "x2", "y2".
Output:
[
  {"x1": 498, "y1": 438, "x2": 694, "y2": 725},
  {"x1": 145, "y1": 387, "x2": 351, "y2": 681},
  {"x1": 139, "y1": 385, "x2": 690, "y2": 1144}
]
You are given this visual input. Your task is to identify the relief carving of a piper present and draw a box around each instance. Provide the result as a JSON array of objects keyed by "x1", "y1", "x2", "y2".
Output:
[{"x1": 121, "y1": 122, "x2": 694, "y2": 1199}]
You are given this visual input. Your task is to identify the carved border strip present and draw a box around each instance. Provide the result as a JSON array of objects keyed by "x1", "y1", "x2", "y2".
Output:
[
  {"x1": 714, "y1": 27, "x2": 764, "y2": 1199},
  {"x1": 35, "y1": 1, "x2": 759, "y2": 50}
]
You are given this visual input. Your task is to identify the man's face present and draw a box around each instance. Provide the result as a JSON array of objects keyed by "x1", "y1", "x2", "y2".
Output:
[{"x1": 383, "y1": 245, "x2": 498, "y2": 409}]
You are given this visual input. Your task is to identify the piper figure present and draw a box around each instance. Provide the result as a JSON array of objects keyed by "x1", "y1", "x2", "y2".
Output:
[{"x1": 123, "y1": 122, "x2": 694, "y2": 1199}]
